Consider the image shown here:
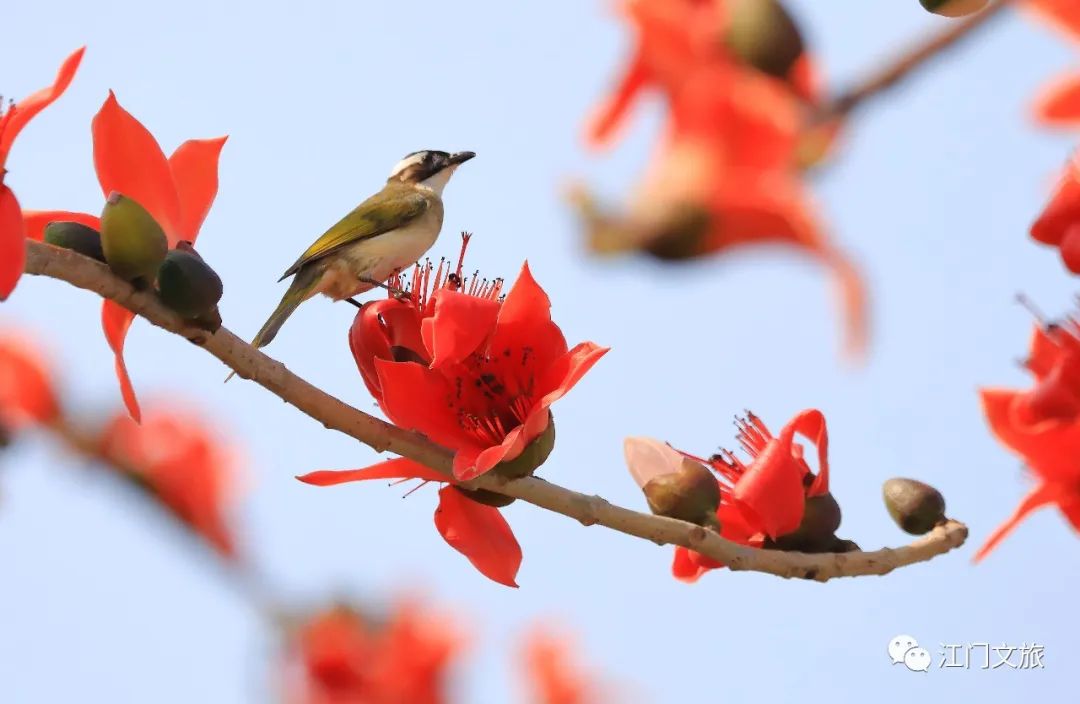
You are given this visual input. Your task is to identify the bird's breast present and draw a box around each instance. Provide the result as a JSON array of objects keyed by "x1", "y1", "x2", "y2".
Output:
[{"x1": 316, "y1": 208, "x2": 445, "y2": 301}]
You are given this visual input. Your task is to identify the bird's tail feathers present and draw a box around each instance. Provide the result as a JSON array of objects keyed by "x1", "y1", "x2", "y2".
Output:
[{"x1": 225, "y1": 268, "x2": 320, "y2": 383}]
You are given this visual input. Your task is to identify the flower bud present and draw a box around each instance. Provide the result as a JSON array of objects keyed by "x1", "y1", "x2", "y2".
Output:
[
  {"x1": 493, "y1": 414, "x2": 556, "y2": 480},
  {"x1": 43, "y1": 221, "x2": 106, "y2": 263},
  {"x1": 100, "y1": 192, "x2": 168, "y2": 287},
  {"x1": 829, "y1": 537, "x2": 861, "y2": 553},
  {"x1": 919, "y1": 0, "x2": 989, "y2": 18},
  {"x1": 641, "y1": 206, "x2": 712, "y2": 261},
  {"x1": 642, "y1": 457, "x2": 721, "y2": 527},
  {"x1": 455, "y1": 486, "x2": 516, "y2": 508},
  {"x1": 883, "y1": 477, "x2": 946, "y2": 534},
  {"x1": 767, "y1": 492, "x2": 842, "y2": 552},
  {"x1": 157, "y1": 241, "x2": 224, "y2": 326},
  {"x1": 724, "y1": 0, "x2": 805, "y2": 82}
]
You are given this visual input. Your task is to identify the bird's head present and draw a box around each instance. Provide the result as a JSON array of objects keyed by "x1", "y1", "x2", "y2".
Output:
[{"x1": 388, "y1": 149, "x2": 475, "y2": 195}]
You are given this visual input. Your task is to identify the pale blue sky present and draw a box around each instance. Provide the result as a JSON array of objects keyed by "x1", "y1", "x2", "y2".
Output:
[{"x1": 1, "y1": 1, "x2": 1076, "y2": 702}]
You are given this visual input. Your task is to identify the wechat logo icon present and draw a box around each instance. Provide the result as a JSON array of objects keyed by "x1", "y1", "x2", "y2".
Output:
[{"x1": 889, "y1": 634, "x2": 931, "y2": 672}]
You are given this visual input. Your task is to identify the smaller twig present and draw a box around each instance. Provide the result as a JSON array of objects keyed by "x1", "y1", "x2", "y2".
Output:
[{"x1": 813, "y1": 0, "x2": 1017, "y2": 124}]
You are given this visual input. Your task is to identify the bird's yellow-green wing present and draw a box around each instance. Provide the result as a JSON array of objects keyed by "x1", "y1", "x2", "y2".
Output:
[{"x1": 279, "y1": 187, "x2": 430, "y2": 280}]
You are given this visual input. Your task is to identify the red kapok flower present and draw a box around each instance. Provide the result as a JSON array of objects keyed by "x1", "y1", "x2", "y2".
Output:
[
  {"x1": 298, "y1": 459, "x2": 523, "y2": 587},
  {"x1": 0, "y1": 47, "x2": 84, "y2": 300},
  {"x1": 975, "y1": 313, "x2": 1080, "y2": 559},
  {"x1": 578, "y1": 0, "x2": 865, "y2": 357},
  {"x1": 522, "y1": 627, "x2": 605, "y2": 704},
  {"x1": 976, "y1": 388, "x2": 1080, "y2": 561},
  {"x1": 624, "y1": 409, "x2": 830, "y2": 582},
  {"x1": 1031, "y1": 152, "x2": 1080, "y2": 273},
  {"x1": 286, "y1": 601, "x2": 460, "y2": 704},
  {"x1": 350, "y1": 235, "x2": 608, "y2": 481},
  {"x1": 1026, "y1": 0, "x2": 1080, "y2": 126},
  {"x1": 26, "y1": 92, "x2": 226, "y2": 421},
  {"x1": 98, "y1": 403, "x2": 240, "y2": 558},
  {"x1": 0, "y1": 330, "x2": 60, "y2": 430}
]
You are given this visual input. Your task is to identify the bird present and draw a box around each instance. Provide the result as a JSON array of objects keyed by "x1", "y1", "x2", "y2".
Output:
[{"x1": 249, "y1": 149, "x2": 475, "y2": 351}]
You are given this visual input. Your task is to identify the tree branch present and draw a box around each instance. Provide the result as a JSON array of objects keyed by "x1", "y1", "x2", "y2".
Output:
[
  {"x1": 813, "y1": 0, "x2": 1016, "y2": 124},
  {"x1": 23, "y1": 240, "x2": 968, "y2": 581}
]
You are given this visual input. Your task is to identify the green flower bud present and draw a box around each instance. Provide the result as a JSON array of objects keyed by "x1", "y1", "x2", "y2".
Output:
[
  {"x1": 493, "y1": 413, "x2": 556, "y2": 480},
  {"x1": 43, "y1": 221, "x2": 106, "y2": 263},
  {"x1": 157, "y1": 242, "x2": 224, "y2": 320},
  {"x1": 724, "y1": 0, "x2": 805, "y2": 82},
  {"x1": 642, "y1": 457, "x2": 721, "y2": 528},
  {"x1": 883, "y1": 477, "x2": 947, "y2": 535},
  {"x1": 100, "y1": 192, "x2": 168, "y2": 287},
  {"x1": 919, "y1": 0, "x2": 989, "y2": 18}
]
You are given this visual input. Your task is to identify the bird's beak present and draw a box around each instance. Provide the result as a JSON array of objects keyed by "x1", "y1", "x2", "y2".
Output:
[{"x1": 447, "y1": 151, "x2": 476, "y2": 166}]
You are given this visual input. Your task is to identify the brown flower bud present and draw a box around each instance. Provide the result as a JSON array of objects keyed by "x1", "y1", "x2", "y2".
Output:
[
  {"x1": 724, "y1": 0, "x2": 805, "y2": 82},
  {"x1": 455, "y1": 486, "x2": 516, "y2": 508},
  {"x1": 642, "y1": 457, "x2": 721, "y2": 528},
  {"x1": 883, "y1": 477, "x2": 946, "y2": 535},
  {"x1": 919, "y1": 0, "x2": 989, "y2": 18},
  {"x1": 768, "y1": 492, "x2": 843, "y2": 552}
]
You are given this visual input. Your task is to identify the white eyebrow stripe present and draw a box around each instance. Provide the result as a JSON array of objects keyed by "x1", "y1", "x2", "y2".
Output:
[{"x1": 389, "y1": 152, "x2": 426, "y2": 178}]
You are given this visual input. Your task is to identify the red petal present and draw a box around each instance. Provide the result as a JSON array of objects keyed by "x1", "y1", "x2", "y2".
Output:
[
  {"x1": 1031, "y1": 156, "x2": 1080, "y2": 246},
  {"x1": 535, "y1": 341, "x2": 609, "y2": 413},
  {"x1": 168, "y1": 137, "x2": 227, "y2": 243},
  {"x1": 1025, "y1": 0, "x2": 1080, "y2": 39},
  {"x1": 979, "y1": 387, "x2": 1080, "y2": 481},
  {"x1": 453, "y1": 342, "x2": 608, "y2": 481},
  {"x1": 1033, "y1": 74, "x2": 1080, "y2": 127},
  {"x1": 298, "y1": 457, "x2": 447, "y2": 485},
  {"x1": 374, "y1": 358, "x2": 475, "y2": 450},
  {"x1": 671, "y1": 547, "x2": 719, "y2": 583},
  {"x1": 786, "y1": 409, "x2": 829, "y2": 496},
  {"x1": 731, "y1": 411, "x2": 824, "y2": 540},
  {"x1": 0, "y1": 333, "x2": 60, "y2": 426},
  {"x1": 434, "y1": 486, "x2": 522, "y2": 587},
  {"x1": 1027, "y1": 324, "x2": 1063, "y2": 379},
  {"x1": 21, "y1": 210, "x2": 99, "y2": 241},
  {"x1": 102, "y1": 300, "x2": 141, "y2": 422},
  {"x1": 973, "y1": 483, "x2": 1061, "y2": 562},
  {"x1": 423, "y1": 289, "x2": 500, "y2": 368},
  {"x1": 585, "y1": 50, "x2": 649, "y2": 147},
  {"x1": 0, "y1": 47, "x2": 85, "y2": 161},
  {"x1": 0, "y1": 186, "x2": 26, "y2": 300},
  {"x1": 489, "y1": 262, "x2": 568, "y2": 373},
  {"x1": 458, "y1": 412, "x2": 551, "y2": 481},
  {"x1": 92, "y1": 92, "x2": 181, "y2": 238}
]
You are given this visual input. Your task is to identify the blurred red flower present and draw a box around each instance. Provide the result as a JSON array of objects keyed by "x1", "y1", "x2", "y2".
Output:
[
  {"x1": 0, "y1": 47, "x2": 84, "y2": 300},
  {"x1": 286, "y1": 602, "x2": 460, "y2": 704},
  {"x1": 976, "y1": 318, "x2": 1080, "y2": 560},
  {"x1": 298, "y1": 458, "x2": 523, "y2": 587},
  {"x1": 27, "y1": 92, "x2": 226, "y2": 422},
  {"x1": 1031, "y1": 152, "x2": 1080, "y2": 272},
  {"x1": 350, "y1": 236, "x2": 607, "y2": 481},
  {"x1": 579, "y1": 0, "x2": 865, "y2": 356},
  {"x1": 0, "y1": 331, "x2": 60, "y2": 431},
  {"x1": 625, "y1": 409, "x2": 830, "y2": 582},
  {"x1": 522, "y1": 627, "x2": 604, "y2": 704},
  {"x1": 98, "y1": 404, "x2": 239, "y2": 558},
  {"x1": 1026, "y1": 0, "x2": 1080, "y2": 126}
]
